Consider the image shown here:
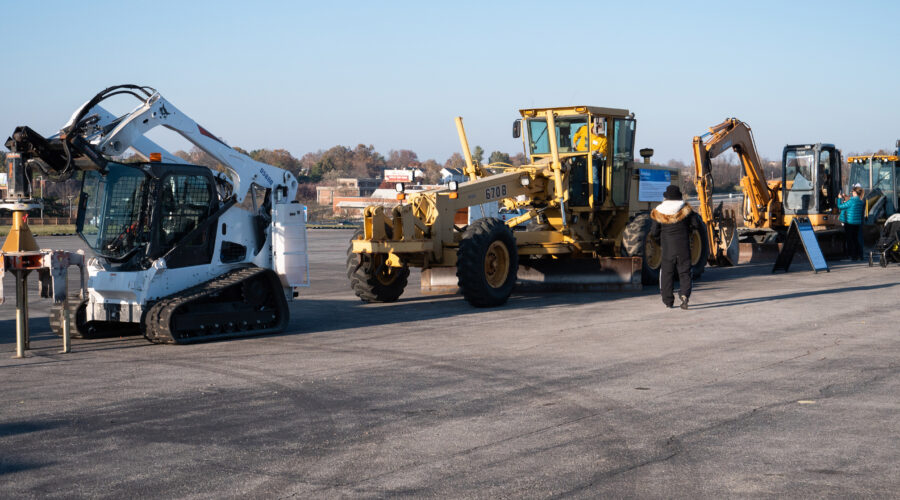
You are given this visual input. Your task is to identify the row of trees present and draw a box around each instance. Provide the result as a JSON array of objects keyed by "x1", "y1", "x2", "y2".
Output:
[
  {"x1": 172, "y1": 144, "x2": 527, "y2": 193},
  {"x1": 3, "y1": 145, "x2": 889, "y2": 209}
]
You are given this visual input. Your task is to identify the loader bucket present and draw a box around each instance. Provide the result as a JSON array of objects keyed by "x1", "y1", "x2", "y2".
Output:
[{"x1": 814, "y1": 229, "x2": 846, "y2": 260}]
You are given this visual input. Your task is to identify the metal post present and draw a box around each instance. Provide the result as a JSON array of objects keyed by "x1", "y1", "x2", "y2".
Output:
[
  {"x1": 61, "y1": 299, "x2": 71, "y2": 354},
  {"x1": 23, "y1": 272, "x2": 30, "y2": 350},
  {"x1": 15, "y1": 272, "x2": 26, "y2": 358}
]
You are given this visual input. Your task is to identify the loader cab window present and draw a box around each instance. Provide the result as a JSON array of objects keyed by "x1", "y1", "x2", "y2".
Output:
[
  {"x1": 155, "y1": 173, "x2": 216, "y2": 268},
  {"x1": 871, "y1": 159, "x2": 897, "y2": 215},
  {"x1": 845, "y1": 158, "x2": 872, "y2": 192},
  {"x1": 158, "y1": 174, "x2": 213, "y2": 248},
  {"x1": 611, "y1": 118, "x2": 636, "y2": 205},
  {"x1": 848, "y1": 159, "x2": 870, "y2": 190},
  {"x1": 77, "y1": 164, "x2": 151, "y2": 261}
]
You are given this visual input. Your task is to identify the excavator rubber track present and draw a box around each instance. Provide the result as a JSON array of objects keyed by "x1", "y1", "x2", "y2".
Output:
[{"x1": 143, "y1": 266, "x2": 289, "y2": 344}]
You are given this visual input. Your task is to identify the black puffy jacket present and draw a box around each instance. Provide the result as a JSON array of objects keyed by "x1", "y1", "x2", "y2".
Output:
[{"x1": 649, "y1": 201, "x2": 702, "y2": 260}]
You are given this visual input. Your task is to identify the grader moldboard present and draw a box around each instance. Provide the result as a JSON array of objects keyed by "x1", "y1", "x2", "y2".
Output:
[{"x1": 348, "y1": 106, "x2": 709, "y2": 307}]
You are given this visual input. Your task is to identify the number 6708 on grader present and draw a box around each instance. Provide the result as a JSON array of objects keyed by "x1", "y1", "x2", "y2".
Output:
[{"x1": 348, "y1": 106, "x2": 709, "y2": 307}]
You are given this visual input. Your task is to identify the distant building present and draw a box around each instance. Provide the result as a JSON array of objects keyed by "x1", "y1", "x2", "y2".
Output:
[
  {"x1": 440, "y1": 167, "x2": 466, "y2": 184},
  {"x1": 316, "y1": 177, "x2": 380, "y2": 205},
  {"x1": 332, "y1": 184, "x2": 442, "y2": 218}
]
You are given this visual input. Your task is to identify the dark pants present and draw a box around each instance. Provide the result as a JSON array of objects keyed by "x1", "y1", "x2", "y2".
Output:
[
  {"x1": 845, "y1": 223, "x2": 863, "y2": 260},
  {"x1": 660, "y1": 254, "x2": 692, "y2": 306}
]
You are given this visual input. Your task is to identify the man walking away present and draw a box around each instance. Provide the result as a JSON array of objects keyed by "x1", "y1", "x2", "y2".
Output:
[{"x1": 650, "y1": 185, "x2": 703, "y2": 309}]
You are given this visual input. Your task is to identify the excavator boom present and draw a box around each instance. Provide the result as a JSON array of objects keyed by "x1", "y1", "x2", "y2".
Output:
[{"x1": 692, "y1": 118, "x2": 780, "y2": 265}]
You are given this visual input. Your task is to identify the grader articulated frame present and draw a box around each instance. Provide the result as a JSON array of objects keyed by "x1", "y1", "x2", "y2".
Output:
[{"x1": 349, "y1": 106, "x2": 705, "y2": 307}]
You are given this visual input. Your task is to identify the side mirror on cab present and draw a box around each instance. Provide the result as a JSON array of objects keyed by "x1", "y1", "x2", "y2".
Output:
[{"x1": 512, "y1": 119, "x2": 521, "y2": 139}]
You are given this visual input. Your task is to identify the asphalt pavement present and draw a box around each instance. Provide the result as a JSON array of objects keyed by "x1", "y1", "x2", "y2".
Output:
[{"x1": 2, "y1": 231, "x2": 899, "y2": 498}]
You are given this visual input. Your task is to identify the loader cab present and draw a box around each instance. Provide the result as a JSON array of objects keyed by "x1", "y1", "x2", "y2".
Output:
[
  {"x1": 77, "y1": 161, "x2": 219, "y2": 270},
  {"x1": 516, "y1": 106, "x2": 634, "y2": 209},
  {"x1": 847, "y1": 155, "x2": 899, "y2": 221},
  {"x1": 782, "y1": 144, "x2": 842, "y2": 217}
]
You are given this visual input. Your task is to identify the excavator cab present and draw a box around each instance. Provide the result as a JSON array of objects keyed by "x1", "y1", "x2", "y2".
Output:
[{"x1": 782, "y1": 144, "x2": 842, "y2": 224}]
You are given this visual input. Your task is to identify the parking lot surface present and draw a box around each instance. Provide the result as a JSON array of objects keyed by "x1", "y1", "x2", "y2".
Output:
[{"x1": 2, "y1": 230, "x2": 900, "y2": 498}]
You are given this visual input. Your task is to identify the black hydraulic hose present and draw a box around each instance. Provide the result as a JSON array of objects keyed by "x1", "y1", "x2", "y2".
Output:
[{"x1": 57, "y1": 84, "x2": 158, "y2": 175}]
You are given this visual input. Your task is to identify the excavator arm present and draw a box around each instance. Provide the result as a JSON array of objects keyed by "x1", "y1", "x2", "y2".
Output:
[{"x1": 692, "y1": 118, "x2": 778, "y2": 265}]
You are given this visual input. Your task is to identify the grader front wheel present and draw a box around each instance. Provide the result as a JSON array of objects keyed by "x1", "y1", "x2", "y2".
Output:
[
  {"x1": 346, "y1": 230, "x2": 410, "y2": 303},
  {"x1": 457, "y1": 218, "x2": 518, "y2": 307}
]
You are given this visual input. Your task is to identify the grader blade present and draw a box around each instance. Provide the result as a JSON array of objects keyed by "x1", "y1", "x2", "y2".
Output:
[
  {"x1": 421, "y1": 267, "x2": 461, "y2": 295},
  {"x1": 516, "y1": 257, "x2": 642, "y2": 292},
  {"x1": 420, "y1": 257, "x2": 643, "y2": 295}
]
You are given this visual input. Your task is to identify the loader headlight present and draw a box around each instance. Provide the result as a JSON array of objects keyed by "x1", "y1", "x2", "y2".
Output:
[
  {"x1": 395, "y1": 182, "x2": 405, "y2": 193},
  {"x1": 448, "y1": 180, "x2": 458, "y2": 191},
  {"x1": 519, "y1": 176, "x2": 531, "y2": 187}
]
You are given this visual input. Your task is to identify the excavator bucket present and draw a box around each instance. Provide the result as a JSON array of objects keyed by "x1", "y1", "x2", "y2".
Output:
[
  {"x1": 710, "y1": 217, "x2": 740, "y2": 266},
  {"x1": 736, "y1": 241, "x2": 781, "y2": 264},
  {"x1": 707, "y1": 204, "x2": 740, "y2": 266}
]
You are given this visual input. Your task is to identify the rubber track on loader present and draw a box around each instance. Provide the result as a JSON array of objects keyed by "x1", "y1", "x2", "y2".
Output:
[{"x1": 143, "y1": 266, "x2": 289, "y2": 344}]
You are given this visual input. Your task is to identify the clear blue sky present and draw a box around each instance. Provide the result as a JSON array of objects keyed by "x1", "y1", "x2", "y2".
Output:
[{"x1": 1, "y1": 0, "x2": 898, "y2": 165}]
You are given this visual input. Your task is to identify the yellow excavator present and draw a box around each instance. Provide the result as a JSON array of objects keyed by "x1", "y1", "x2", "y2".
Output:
[{"x1": 692, "y1": 118, "x2": 844, "y2": 265}]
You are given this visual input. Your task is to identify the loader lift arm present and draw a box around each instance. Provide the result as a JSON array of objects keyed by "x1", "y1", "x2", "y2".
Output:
[{"x1": 7, "y1": 84, "x2": 297, "y2": 204}]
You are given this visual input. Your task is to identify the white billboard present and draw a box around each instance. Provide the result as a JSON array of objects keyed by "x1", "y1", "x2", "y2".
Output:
[{"x1": 384, "y1": 169, "x2": 414, "y2": 182}]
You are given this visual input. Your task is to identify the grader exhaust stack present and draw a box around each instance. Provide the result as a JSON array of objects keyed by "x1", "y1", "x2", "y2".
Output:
[{"x1": 348, "y1": 106, "x2": 708, "y2": 307}]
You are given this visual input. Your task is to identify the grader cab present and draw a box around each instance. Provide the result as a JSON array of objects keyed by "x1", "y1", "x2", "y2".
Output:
[{"x1": 348, "y1": 106, "x2": 708, "y2": 307}]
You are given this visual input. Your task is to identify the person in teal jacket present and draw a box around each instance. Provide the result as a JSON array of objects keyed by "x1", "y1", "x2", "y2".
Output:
[{"x1": 837, "y1": 185, "x2": 865, "y2": 260}]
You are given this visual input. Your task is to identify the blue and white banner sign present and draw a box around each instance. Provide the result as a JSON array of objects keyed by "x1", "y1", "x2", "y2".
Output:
[{"x1": 638, "y1": 169, "x2": 671, "y2": 202}]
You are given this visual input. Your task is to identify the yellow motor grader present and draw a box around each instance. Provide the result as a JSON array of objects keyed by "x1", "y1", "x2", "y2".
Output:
[{"x1": 347, "y1": 106, "x2": 708, "y2": 307}]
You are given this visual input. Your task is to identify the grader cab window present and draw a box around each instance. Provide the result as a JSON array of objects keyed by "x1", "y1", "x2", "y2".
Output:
[
  {"x1": 611, "y1": 118, "x2": 636, "y2": 205},
  {"x1": 527, "y1": 116, "x2": 589, "y2": 155}
]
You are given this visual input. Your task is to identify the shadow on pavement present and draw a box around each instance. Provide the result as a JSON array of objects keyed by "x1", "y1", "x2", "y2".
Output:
[{"x1": 691, "y1": 282, "x2": 900, "y2": 310}]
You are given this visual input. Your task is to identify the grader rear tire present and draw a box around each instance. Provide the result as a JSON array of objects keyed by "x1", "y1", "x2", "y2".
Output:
[
  {"x1": 457, "y1": 218, "x2": 518, "y2": 307},
  {"x1": 622, "y1": 213, "x2": 662, "y2": 285},
  {"x1": 346, "y1": 230, "x2": 410, "y2": 303}
]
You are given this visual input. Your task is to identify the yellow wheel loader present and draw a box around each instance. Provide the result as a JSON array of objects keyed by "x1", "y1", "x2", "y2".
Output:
[
  {"x1": 348, "y1": 106, "x2": 709, "y2": 307},
  {"x1": 847, "y1": 150, "x2": 900, "y2": 245}
]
